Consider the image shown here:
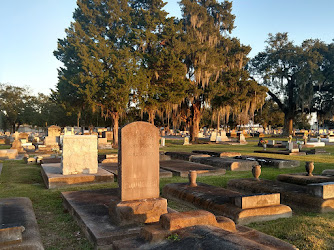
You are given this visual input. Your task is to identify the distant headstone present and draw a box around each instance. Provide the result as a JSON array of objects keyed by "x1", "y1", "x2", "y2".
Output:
[
  {"x1": 61, "y1": 135, "x2": 98, "y2": 175},
  {"x1": 210, "y1": 131, "x2": 217, "y2": 142},
  {"x1": 161, "y1": 137, "x2": 166, "y2": 147},
  {"x1": 183, "y1": 136, "x2": 190, "y2": 145},
  {"x1": 238, "y1": 133, "x2": 246, "y2": 143}
]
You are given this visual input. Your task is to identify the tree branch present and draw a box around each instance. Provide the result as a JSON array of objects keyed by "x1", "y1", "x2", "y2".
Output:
[{"x1": 267, "y1": 90, "x2": 285, "y2": 112}]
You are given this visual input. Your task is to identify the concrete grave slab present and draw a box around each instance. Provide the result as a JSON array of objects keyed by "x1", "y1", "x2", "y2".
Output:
[
  {"x1": 254, "y1": 150, "x2": 306, "y2": 156},
  {"x1": 41, "y1": 163, "x2": 114, "y2": 189},
  {"x1": 0, "y1": 197, "x2": 43, "y2": 249},
  {"x1": 165, "y1": 152, "x2": 210, "y2": 161},
  {"x1": 234, "y1": 193, "x2": 280, "y2": 209},
  {"x1": 190, "y1": 157, "x2": 258, "y2": 171},
  {"x1": 228, "y1": 178, "x2": 334, "y2": 213},
  {"x1": 62, "y1": 189, "x2": 142, "y2": 249},
  {"x1": 162, "y1": 182, "x2": 291, "y2": 225},
  {"x1": 192, "y1": 150, "x2": 241, "y2": 158},
  {"x1": 100, "y1": 163, "x2": 173, "y2": 179},
  {"x1": 277, "y1": 173, "x2": 334, "y2": 185},
  {"x1": 308, "y1": 182, "x2": 334, "y2": 199},
  {"x1": 322, "y1": 169, "x2": 334, "y2": 176},
  {"x1": 160, "y1": 160, "x2": 226, "y2": 177},
  {"x1": 236, "y1": 155, "x2": 300, "y2": 169}
]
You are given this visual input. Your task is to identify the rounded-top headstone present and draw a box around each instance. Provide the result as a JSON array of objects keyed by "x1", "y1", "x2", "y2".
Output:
[{"x1": 119, "y1": 121, "x2": 159, "y2": 201}]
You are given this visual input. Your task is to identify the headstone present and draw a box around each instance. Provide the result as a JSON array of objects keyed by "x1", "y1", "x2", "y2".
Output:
[
  {"x1": 238, "y1": 133, "x2": 246, "y2": 143},
  {"x1": 61, "y1": 135, "x2": 98, "y2": 175},
  {"x1": 10, "y1": 132, "x2": 23, "y2": 152},
  {"x1": 220, "y1": 130, "x2": 229, "y2": 141},
  {"x1": 210, "y1": 131, "x2": 217, "y2": 142},
  {"x1": 44, "y1": 125, "x2": 61, "y2": 146},
  {"x1": 268, "y1": 140, "x2": 275, "y2": 146},
  {"x1": 102, "y1": 131, "x2": 113, "y2": 141},
  {"x1": 183, "y1": 137, "x2": 190, "y2": 145},
  {"x1": 160, "y1": 137, "x2": 166, "y2": 147},
  {"x1": 109, "y1": 121, "x2": 167, "y2": 225}
]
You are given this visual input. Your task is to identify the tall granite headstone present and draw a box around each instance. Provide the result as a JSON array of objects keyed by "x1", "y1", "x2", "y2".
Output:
[{"x1": 109, "y1": 121, "x2": 167, "y2": 225}]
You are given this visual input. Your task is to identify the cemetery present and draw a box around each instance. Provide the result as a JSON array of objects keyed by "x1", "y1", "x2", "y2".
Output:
[
  {"x1": 1, "y1": 0, "x2": 334, "y2": 249},
  {"x1": 1, "y1": 122, "x2": 334, "y2": 249}
]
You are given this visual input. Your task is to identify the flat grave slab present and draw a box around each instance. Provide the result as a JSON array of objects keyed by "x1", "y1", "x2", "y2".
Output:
[
  {"x1": 162, "y1": 182, "x2": 291, "y2": 225},
  {"x1": 190, "y1": 157, "x2": 258, "y2": 171},
  {"x1": 100, "y1": 163, "x2": 173, "y2": 178},
  {"x1": 165, "y1": 152, "x2": 210, "y2": 161},
  {"x1": 0, "y1": 197, "x2": 43, "y2": 249},
  {"x1": 62, "y1": 189, "x2": 142, "y2": 249},
  {"x1": 0, "y1": 149, "x2": 18, "y2": 160},
  {"x1": 114, "y1": 217, "x2": 296, "y2": 250},
  {"x1": 160, "y1": 160, "x2": 226, "y2": 177},
  {"x1": 254, "y1": 150, "x2": 306, "y2": 156},
  {"x1": 227, "y1": 178, "x2": 334, "y2": 213},
  {"x1": 236, "y1": 155, "x2": 300, "y2": 169},
  {"x1": 322, "y1": 169, "x2": 334, "y2": 176},
  {"x1": 40, "y1": 157, "x2": 61, "y2": 164},
  {"x1": 192, "y1": 150, "x2": 241, "y2": 157},
  {"x1": 277, "y1": 173, "x2": 334, "y2": 185},
  {"x1": 41, "y1": 163, "x2": 114, "y2": 189}
]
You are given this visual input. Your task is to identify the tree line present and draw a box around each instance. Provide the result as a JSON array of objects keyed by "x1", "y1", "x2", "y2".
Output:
[{"x1": 1, "y1": 1, "x2": 333, "y2": 142}]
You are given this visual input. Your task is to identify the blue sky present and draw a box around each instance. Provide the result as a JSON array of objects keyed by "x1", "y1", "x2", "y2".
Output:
[{"x1": 0, "y1": 0, "x2": 333, "y2": 95}]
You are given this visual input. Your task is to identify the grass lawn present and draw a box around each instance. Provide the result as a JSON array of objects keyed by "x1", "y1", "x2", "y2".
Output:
[{"x1": 0, "y1": 138, "x2": 333, "y2": 249}]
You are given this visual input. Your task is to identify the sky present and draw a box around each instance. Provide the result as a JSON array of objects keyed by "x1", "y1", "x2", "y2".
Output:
[{"x1": 0, "y1": 0, "x2": 333, "y2": 95}]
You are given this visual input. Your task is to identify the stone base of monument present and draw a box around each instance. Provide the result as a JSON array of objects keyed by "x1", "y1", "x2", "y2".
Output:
[
  {"x1": 277, "y1": 173, "x2": 334, "y2": 185},
  {"x1": 0, "y1": 149, "x2": 18, "y2": 159},
  {"x1": 162, "y1": 183, "x2": 292, "y2": 225},
  {"x1": 116, "y1": 226, "x2": 297, "y2": 250},
  {"x1": 112, "y1": 210, "x2": 296, "y2": 249},
  {"x1": 254, "y1": 150, "x2": 307, "y2": 156},
  {"x1": 109, "y1": 197, "x2": 168, "y2": 226},
  {"x1": 190, "y1": 156, "x2": 258, "y2": 171},
  {"x1": 62, "y1": 189, "x2": 167, "y2": 249},
  {"x1": 100, "y1": 163, "x2": 173, "y2": 178},
  {"x1": 236, "y1": 155, "x2": 300, "y2": 169},
  {"x1": 62, "y1": 189, "x2": 296, "y2": 249},
  {"x1": 160, "y1": 160, "x2": 226, "y2": 177},
  {"x1": 0, "y1": 197, "x2": 43, "y2": 249},
  {"x1": 41, "y1": 163, "x2": 114, "y2": 189},
  {"x1": 227, "y1": 178, "x2": 334, "y2": 213}
]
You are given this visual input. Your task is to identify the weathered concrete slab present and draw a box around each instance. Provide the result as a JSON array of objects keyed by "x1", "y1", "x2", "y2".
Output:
[
  {"x1": 322, "y1": 169, "x2": 334, "y2": 176},
  {"x1": 41, "y1": 163, "x2": 114, "y2": 189},
  {"x1": 277, "y1": 173, "x2": 334, "y2": 185},
  {"x1": 308, "y1": 182, "x2": 334, "y2": 199},
  {"x1": 228, "y1": 178, "x2": 334, "y2": 213},
  {"x1": 236, "y1": 155, "x2": 300, "y2": 169},
  {"x1": 234, "y1": 193, "x2": 280, "y2": 209},
  {"x1": 191, "y1": 157, "x2": 258, "y2": 171},
  {"x1": 0, "y1": 149, "x2": 18, "y2": 160},
  {"x1": 61, "y1": 189, "x2": 143, "y2": 248},
  {"x1": 160, "y1": 160, "x2": 226, "y2": 177},
  {"x1": 192, "y1": 150, "x2": 241, "y2": 157},
  {"x1": 0, "y1": 197, "x2": 43, "y2": 249},
  {"x1": 165, "y1": 152, "x2": 201, "y2": 161},
  {"x1": 40, "y1": 157, "x2": 61, "y2": 164},
  {"x1": 113, "y1": 224, "x2": 297, "y2": 249},
  {"x1": 254, "y1": 150, "x2": 307, "y2": 156},
  {"x1": 100, "y1": 163, "x2": 173, "y2": 178},
  {"x1": 162, "y1": 183, "x2": 291, "y2": 225}
]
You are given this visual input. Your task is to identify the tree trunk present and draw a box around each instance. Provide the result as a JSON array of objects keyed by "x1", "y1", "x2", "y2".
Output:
[
  {"x1": 190, "y1": 102, "x2": 201, "y2": 142},
  {"x1": 148, "y1": 111, "x2": 155, "y2": 124},
  {"x1": 12, "y1": 123, "x2": 15, "y2": 133},
  {"x1": 112, "y1": 112, "x2": 119, "y2": 148},
  {"x1": 217, "y1": 112, "x2": 220, "y2": 130},
  {"x1": 77, "y1": 110, "x2": 81, "y2": 127},
  {"x1": 283, "y1": 113, "x2": 294, "y2": 136}
]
